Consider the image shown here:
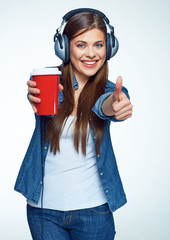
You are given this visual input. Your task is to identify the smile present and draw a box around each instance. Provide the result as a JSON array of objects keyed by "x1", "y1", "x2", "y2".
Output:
[{"x1": 81, "y1": 60, "x2": 98, "y2": 67}]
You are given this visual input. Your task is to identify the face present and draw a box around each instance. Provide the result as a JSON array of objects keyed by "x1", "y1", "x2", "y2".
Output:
[{"x1": 70, "y1": 28, "x2": 106, "y2": 83}]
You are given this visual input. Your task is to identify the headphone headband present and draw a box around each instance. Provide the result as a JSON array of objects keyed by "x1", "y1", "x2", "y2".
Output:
[{"x1": 63, "y1": 8, "x2": 110, "y2": 24}]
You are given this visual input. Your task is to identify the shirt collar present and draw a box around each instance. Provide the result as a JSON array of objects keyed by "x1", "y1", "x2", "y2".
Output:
[{"x1": 73, "y1": 74, "x2": 79, "y2": 90}]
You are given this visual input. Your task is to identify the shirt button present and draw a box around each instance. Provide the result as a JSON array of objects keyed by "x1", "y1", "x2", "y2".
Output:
[
  {"x1": 100, "y1": 172, "x2": 104, "y2": 176},
  {"x1": 40, "y1": 181, "x2": 43, "y2": 184},
  {"x1": 97, "y1": 153, "x2": 100, "y2": 157},
  {"x1": 44, "y1": 146, "x2": 47, "y2": 149},
  {"x1": 105, "y1": 189, "x2": 109, "y2": 193}
]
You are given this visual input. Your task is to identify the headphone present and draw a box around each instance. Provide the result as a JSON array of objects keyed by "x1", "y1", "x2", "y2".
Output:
[{"x1": 54, "y1": 8, "x2": 119, "y2": 63}]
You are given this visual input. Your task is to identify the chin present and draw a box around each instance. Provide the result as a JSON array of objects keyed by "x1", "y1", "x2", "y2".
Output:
[{"x1": 82, "y1": 69, "x2": 99, "y2": 77}]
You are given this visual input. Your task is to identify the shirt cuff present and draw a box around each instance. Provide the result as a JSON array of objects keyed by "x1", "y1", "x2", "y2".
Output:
[{"x1": 92, "y1": 92, "x2": 121, "y2": 122}]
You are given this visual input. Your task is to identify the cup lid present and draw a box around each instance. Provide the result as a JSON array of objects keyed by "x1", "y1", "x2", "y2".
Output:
[{"x1": 31, "y1": 67, "x2": 61, "y2": 76}]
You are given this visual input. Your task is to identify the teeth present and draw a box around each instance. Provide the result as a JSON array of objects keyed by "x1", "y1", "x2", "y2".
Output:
[{"x1": 83, "y1": 61, "x2": 96, "y2": 65}]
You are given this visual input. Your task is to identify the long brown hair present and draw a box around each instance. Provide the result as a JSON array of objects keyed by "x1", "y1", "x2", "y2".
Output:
[{"x1": 46, "y1": 11, "x2": 108, "y2": 155}]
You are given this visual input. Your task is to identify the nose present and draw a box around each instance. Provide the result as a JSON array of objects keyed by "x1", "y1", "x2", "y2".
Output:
[{"x1": 85, "y1": 46, "x2": 96, "y2": 58}]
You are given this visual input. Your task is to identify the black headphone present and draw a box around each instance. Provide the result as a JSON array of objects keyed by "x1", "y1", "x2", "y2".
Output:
[{"x1": 54, "y1": 8, "x2": 119, "y2": 63}]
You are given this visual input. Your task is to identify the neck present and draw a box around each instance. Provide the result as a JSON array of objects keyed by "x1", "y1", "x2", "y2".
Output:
[{"x1": 74, "y1": 73, "x2": 89, "y2": 89}]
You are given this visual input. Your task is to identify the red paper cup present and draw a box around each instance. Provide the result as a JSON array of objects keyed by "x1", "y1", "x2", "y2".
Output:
[{"x1": 31, "y1": 68, "x2": 61, "y2": 115}]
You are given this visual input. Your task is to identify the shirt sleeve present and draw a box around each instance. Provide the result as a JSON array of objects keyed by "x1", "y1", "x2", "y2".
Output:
[{"x1": 92, "y1": 81, "x2": 130, "y2": 122}]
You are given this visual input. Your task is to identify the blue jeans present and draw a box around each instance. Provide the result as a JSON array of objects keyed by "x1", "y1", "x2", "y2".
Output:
[{"x1": 27, "y1": 203, "x2": 116, "y2": 240}]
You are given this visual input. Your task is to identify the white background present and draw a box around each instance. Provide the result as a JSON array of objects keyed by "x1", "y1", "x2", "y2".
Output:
[{"x1": 0, "y1": 0, "x2": 170, "y2": 239}]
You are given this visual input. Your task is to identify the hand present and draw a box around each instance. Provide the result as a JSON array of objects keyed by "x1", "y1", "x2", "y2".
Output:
[
  {"x1": 112, "y1": 76, "x2": 133, "y2": 120},
  {"x1": 27, "y1": 80, "x2": 64, "y2": 113}
]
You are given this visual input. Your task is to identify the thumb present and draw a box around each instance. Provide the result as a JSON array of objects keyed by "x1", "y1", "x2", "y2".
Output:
[{"x1": 113, "y1": 76, "x2": 123, "y2": 102}]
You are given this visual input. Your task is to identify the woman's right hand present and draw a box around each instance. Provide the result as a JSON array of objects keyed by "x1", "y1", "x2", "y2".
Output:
[{"x1": 27, "y1": 80, "x2": 40, "y2": 113}]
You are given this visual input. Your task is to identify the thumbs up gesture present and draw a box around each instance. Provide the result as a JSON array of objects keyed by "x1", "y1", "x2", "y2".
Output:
[{"x1": 102, "y1": 76, "x2": 133, "y2": 120}]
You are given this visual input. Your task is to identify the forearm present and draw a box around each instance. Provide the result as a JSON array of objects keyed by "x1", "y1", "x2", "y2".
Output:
[{"x1": 102, "y1": 93, "x2": 115, "y2": 116}]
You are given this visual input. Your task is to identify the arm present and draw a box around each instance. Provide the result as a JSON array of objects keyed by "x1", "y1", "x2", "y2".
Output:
[{"x1": 102, "y1": 76, "x2": 133, "y2": 121}]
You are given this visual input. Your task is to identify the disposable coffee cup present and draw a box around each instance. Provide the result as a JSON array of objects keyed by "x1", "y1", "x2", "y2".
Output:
[{"x1": 31, "y1": 68, "x2": 61, "y2": 115}]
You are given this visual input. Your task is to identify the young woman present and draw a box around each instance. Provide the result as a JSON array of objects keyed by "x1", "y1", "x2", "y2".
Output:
[{"x1": 14, "y1": 8, "x2": 133, "y2": 240}]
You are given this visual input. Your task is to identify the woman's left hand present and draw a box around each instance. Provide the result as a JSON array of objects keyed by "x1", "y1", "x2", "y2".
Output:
[{"x1": 112, "y1": 76, "x2": 133, "y2": 121}]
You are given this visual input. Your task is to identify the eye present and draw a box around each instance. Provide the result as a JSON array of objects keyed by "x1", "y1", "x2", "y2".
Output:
[
  {"x1": 77, "y1": 44, "x2": 85, "y2": 48},
  {"x1": 96, "y1": 43, "x2": 103, "y2": 48}
]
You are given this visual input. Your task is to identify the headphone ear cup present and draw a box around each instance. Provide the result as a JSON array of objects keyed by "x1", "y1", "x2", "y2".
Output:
[
  {"x1": 106, "y1": 33, "x2": 111, "y2": 60},
  {"x1": 54, "y1": 34, "x2": 70, "y2": 63},
  {"x1": 63, "y1": 34, "x2": 70, "y2": 63},
  {"x1": 54, "y1": 35, "x2": 65, "y2": 62},
  {"x1": 110, "y1": 36, "x2": 119, "y2": 59},
  {"x1": 106, "y1": 33, "x2": 119, "y2": 60}
]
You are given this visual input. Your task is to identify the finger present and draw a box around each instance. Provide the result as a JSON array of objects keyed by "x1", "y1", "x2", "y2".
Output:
[
  {"x1": 58, "y1": 83, "x2": 64, "y2": 91},
  {"x1": 115, "y1": 76, "x2": 122, "y2": 94},
  {"x1": 113, "y1": 97, "x2": 131, "y2": 112},
  {"x1": 28, "y1": 87, "x2": 40, "y2": 95},
  {"x1": 28, "y1": 94, "x2": 41, "y2": 103},
  {"x1": 31, "y1": 102, "x2": 38, "y2": 113},
  {"x1": 114, "y1": 108, "x2": 133, "y2": 119},
  {"x1": 113, "y1": 76, "x2": 123, "y2": 102},
  {"x1": 113, "y1": 103, "x2": 133, "y2": 117},
  {"x1": 115, "y1": 111, "x2": 132, "y2": 120},
  {"x1": 27, "y1": 80, "x2": 36, "y2": 87}
]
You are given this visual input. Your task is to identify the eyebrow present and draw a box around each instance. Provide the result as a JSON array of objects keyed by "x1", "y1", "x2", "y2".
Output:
[{"x1": 75, "y1": 40, "x2": 104, "y2": 44}]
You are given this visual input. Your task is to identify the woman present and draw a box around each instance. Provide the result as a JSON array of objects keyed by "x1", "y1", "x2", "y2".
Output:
[{"x1": 14, "y1": 8, "x2": 133, "y2": 240}]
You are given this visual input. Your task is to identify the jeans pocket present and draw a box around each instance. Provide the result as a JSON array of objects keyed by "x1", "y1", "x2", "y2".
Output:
[{"x1": 90, "y1": 203, "x2": 111, "y2": 215}]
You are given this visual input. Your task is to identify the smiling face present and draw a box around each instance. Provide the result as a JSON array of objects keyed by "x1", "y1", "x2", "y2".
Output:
[{"x1": 70, "y1": 28, "x2": 106, "y2": 83}]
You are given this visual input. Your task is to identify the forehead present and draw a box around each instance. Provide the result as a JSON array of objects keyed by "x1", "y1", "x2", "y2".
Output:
[{"x1": 71, "y1": 28, "x2": 105, "y2": 42}]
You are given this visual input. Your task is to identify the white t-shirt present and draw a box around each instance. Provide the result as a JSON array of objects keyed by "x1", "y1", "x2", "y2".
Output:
[{"x1": 27, "y1": 115, "x2": 107, "y2": 211}]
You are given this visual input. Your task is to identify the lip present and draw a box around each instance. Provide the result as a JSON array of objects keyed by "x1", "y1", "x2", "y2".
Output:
[{"x1": 81, "y1": 60, "x2": 99, "y2": 68}]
